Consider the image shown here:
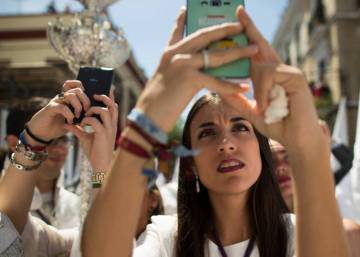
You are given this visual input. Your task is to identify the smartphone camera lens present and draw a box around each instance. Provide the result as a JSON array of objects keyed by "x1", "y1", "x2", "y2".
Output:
[{"x1": 211, "y1": 0, "x2": 222, "y2": 6}]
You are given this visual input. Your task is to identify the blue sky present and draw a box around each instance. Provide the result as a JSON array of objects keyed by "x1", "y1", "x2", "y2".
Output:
[{"x1": 1, "y1": 0, "x2": 288, "y2": 77}]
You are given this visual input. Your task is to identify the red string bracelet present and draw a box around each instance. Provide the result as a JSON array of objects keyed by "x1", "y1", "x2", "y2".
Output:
[
  {"x1": 116, "y1": 136, "x2": 151, "y2": 159},
  {"x1": 126, "y1": 120, "x2": 172, "y2": 161}
]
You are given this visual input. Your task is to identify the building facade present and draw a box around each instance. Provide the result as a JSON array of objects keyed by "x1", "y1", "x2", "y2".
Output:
[
  {"x1": 0, "y1": 12, "x2": 147, "y2": 147},
  {"x1": 273, "y1": 0, "x2": 360, "y2": 144},
  {"x1": 0, "y1": 11, "x2": 148, "y2": 187}
]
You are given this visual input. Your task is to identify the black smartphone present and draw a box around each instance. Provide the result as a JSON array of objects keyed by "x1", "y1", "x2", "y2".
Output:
[{"x1": 72, "y1": 67, "x2": 114, "y2": 124}]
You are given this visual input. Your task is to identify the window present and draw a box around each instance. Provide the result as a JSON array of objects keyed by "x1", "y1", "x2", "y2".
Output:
[{"x1": 308, "y1": 0, "x2": 326, "y2": 36}]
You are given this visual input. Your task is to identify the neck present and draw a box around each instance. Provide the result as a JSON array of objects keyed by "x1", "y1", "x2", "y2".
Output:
[
  {"x1": 36, "y1": 178, "x2": 56, "y2": 194},
  {"x1": 285, "y1": 197, "x2": 294, "y2": 213},
  {"x1": 209, "y1": 190, "x2": 252, "y2": 246}
]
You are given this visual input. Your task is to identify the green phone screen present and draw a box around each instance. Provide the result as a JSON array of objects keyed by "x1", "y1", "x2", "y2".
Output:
[{"x1": 187, "y1": 0, "x2": 250, "y2": 79}]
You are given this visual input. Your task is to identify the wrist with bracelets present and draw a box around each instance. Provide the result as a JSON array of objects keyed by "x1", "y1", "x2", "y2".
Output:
[
  {"x1": 116, "y1": 108, "x2": 199, "y2": 188},
  {"x1": 10, "y1": 128, "x2": 50, "y2": 172}
]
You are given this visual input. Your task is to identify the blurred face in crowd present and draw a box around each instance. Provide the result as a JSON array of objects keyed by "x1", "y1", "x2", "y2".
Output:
[
  {"x1": 270, "y1": 140, "x2": 294, "y2": 211},
  {"x1": 189, "y1": 100, "x2": 262, "y2": 197},
  {"x1": 136, "y1": 187, "x2": 161, "y2": 238},
  {"x1": 37, "y1": 136, "x2": 70, "y2": 181}
]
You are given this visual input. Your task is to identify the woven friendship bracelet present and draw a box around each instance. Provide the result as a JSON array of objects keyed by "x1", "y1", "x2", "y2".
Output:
[
  {"x1": 127, "y1": 110, "x2": 199, "y2": 159},
  {"x1": 127, "y1": 109, "x2": 168, "y2": 145},
  {"x1": 117, "y1": 136, "x2": 152, "y2": 159}
]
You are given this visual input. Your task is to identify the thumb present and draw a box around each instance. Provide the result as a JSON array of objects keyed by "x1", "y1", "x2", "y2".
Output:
[
  {"x1": 63, "y1": 124, "x2": 86, "y2": 141},
  {"x1": 221, "y1": 93, "x2": 265, "y2": 129}
]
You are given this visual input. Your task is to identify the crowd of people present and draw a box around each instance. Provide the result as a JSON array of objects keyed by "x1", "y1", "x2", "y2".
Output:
[{"x1": 0, "y1": 5, "x2": 359, "y2": 257}]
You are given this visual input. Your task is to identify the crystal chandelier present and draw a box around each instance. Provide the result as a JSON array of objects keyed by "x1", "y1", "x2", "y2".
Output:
[{"x1": 47, "y1": 0, "x2": 130, "y2": 73}]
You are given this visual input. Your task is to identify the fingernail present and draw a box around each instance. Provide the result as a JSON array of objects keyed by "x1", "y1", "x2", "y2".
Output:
[{"x1": 181, "y1": 5, "x2": 186, "y2": 11}]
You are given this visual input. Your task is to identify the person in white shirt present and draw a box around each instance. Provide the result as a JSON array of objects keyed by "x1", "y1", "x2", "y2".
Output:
[
  {"x1": 270, "y1": 139, "x2": 360, "y2": 257},
  {"x1": 0, "y1": 84, "x2": 118, "y2": 257},
  {"x1": 78, "y1": 6, "x2": 349, "y2": 257},
  {"x1": 2, "y1": 98, "x2": 80, "y2": 229}
]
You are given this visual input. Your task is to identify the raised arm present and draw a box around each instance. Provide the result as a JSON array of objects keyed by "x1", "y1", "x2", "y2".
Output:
[
  {"x1": 81, "y1": 8, "x2": 258, "y2": 257},
  {"x1": 0, "y1": 81, "x2": 90, "y2": 233},
  {"x1": 223, "y1": 6, "x2": 349, "y2": 257}
]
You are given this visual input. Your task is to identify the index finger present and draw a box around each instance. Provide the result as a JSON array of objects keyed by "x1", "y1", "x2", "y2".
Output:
[
  {"x1": 174, "y1": 22, "x2": 243, "y2": 54},
  {"x1": 236, "y1": 6, "x2": 267, "y2": 45},
  {"x1": 62, "y1": 80, "x2": 84, "y2": 92},
  {"x1": 168, "y1": 7, "x2": 186, "y2": 46}
]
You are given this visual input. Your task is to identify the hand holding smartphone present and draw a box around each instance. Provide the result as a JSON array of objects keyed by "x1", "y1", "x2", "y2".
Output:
[
  {"x1": 186, "y1": 0, "x2": 250, "y2": 81},
  {"x1": 72, "y1": 67, "x2": 114, "y2": 124}
]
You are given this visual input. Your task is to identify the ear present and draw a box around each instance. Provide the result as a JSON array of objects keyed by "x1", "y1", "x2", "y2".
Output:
[{"x1": 6, "y1": 135, "x2": 18, "y2": 153}]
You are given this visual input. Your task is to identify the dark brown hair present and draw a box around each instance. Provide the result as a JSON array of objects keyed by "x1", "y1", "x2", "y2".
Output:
[{"x1": 176, "y1": 92, "x2": 290, "y2": 257}]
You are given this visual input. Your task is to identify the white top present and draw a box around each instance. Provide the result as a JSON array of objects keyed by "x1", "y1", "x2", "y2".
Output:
[
  {"x1": 0, "y1": 212, "x2": 77, "y2": 257},
  {"x1": 71, "y1": 214, "x2": 295, "y2": 257},
  {"x1": 30, "y1": 185, "x2": 81, "y2": 229}
]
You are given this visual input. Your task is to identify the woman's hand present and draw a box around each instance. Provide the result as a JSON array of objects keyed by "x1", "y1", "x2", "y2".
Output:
[
  {"x1": 64, "y1": 93, "x2": 118, "y2": 172},
  {"x1": 26, "y1": 80, "x2": 90, "y2": 143},
  {"x1": 136, "y1": 8, "x2": 259, "y2": 133},
  {"x1": 223, "y1": 7, "x2": 325, "y2": 151}
]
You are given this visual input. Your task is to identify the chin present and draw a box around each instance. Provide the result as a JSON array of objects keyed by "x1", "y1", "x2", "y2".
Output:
[{"x1": 208, "y1": 181, "x2": 255, "y2": 196}]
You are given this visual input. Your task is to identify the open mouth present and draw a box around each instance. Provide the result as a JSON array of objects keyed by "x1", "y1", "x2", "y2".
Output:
[
  {"x1": 277, "y1": 176, "x2": 291, "y2": 185},
  {"x1": 217, "y1": 159, "x2": 245, "y2": 173}
]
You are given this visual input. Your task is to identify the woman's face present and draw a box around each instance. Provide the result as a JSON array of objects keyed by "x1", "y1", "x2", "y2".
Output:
[
  {"x1": 189, "y1": 101, "x2": 262, "y2": 195},
  {"x1": 270, "y1": 141, "x2": 294, "y2": 203}
]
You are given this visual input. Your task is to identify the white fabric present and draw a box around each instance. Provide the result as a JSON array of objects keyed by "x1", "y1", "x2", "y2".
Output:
[
  {"x1": 332, "y1": 97, "x2": 349, "y2": 146},
  {"x1": 334, "y1": 94, "x2": 360, "y2": 223},
  {"x1": 30, "y1": 177, "x2": 81, "y2": 229},
  {"x1": 264, "y1": 85, "x2": 289, "y2": 124},
  {"x1": 158, "y1": 158, "x2": 179, "y2": 215},
  {"x1": 0, "y1": 212, "x2": 22, "y2": 255},
  {"x1": 70, "y1": 214, "x2": 295, "y2": 257},
  {"x1": 349, "y1": 92, "x2": 360, "y2": 222},
  {"x1": 0, "y1": 212, "x2": 77, "y2": 257},
  {"x1": 21, "y1": 215, "x2": 77, "y2": 257}
]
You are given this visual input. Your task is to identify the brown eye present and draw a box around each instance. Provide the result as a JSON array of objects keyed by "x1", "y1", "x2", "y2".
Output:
[
  {"x1": 198, "y1": 128, "x2": 215, "y2": 139},
  {"x1": 232, "y1": 123, "x2": 250, "y2": 133}
]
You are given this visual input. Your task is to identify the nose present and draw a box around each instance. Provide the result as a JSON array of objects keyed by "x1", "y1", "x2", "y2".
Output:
[
  {"x1": 275, "y1": 162, "x2": 289, "y2": 177},
  {"x1": 217, "y1": 136, "x2": 237, "y2": 153}
]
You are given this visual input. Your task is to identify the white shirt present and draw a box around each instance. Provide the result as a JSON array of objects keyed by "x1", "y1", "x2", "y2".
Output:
[
  {"x1": 70, "y1": 214, "x2": 295, "y2": 257},
  {"x1": 30, "y1": 185, "x2": 81, "y2": 229},
  {"x1": 0, "y1": 212, "x2": 77, "y2": 257}
]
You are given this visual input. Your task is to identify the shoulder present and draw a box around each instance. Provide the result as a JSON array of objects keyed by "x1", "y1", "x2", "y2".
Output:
[{"x1": 135, "y1": 215, "x2": 177, "y2": 257}]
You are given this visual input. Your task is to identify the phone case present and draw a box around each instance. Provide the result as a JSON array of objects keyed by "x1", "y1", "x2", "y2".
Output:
[
  {"x1": 72, "y1": 67, "x2": 114, "y2": 124},
  {"x1": 187, "y1": 0, "x2": 250, "y2": 79}
]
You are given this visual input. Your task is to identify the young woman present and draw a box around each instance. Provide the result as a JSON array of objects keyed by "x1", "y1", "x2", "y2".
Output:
[{"x1": 77, "y1": 6, "x2": 349, "y2": 257}]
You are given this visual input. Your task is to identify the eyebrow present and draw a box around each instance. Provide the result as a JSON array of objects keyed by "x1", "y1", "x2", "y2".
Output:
[
  {"x1": 197, "y1": 117, "x2": 245, "y2": 129},
  {"x1": 230, "y1": 117, "x2": 245, "y2": 122}
]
